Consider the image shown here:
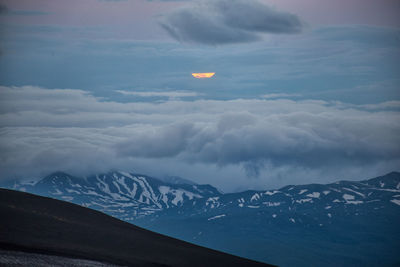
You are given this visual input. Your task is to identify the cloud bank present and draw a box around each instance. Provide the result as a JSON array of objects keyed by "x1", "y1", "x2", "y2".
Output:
[
  {"x1": 159, "y1": 0, "x2": 303, "y2": 45},
  {"x1": 1, "y1": 85, "x2": 399, "y2": 191},
  {"x1": 116, "y1": 90, "x2": 200, "y2": 99}
]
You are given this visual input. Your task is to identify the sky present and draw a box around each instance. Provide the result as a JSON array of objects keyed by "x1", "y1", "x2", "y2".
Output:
[{"x1": 0, "y1": 0, "x2": 399, "y2": 192}]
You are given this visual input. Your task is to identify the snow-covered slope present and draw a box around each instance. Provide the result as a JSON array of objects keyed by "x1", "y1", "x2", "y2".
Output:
[
  {"x1": 156, "y1": 171, "x2": 400, "y2": 227},
  {"x1": 6, "y1": 171, "x2": 220, "y2": 221},
  {"x1": 3, "y1": 171, "x2": 400, "y2": 266},
  {"x1": 5, "y1": 171, "x2": 400, "y2": 225},
  {"x1": 133, "y1": 172, "x2": 400, "y2": 267}
]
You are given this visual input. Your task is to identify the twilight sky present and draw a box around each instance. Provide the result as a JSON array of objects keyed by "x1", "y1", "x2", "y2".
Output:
[{"x1": 0, "y1": 0, "x2": 399, "y2": 192}]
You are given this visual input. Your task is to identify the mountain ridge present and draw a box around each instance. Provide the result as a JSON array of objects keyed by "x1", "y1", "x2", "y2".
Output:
[
  {"x1": 0, "y1": 188, "x2": 270, "y2": 267},
  {"x1": 2, "y1": 171, "x2": 400, "y2": 266},
  {"x1": 4, "y1": 170, "x2": 400, "y2": 222}
]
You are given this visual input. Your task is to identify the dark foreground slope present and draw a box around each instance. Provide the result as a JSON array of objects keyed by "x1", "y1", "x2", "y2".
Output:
[{"x1": 0, "y1": 189, "x2": 271, "y2": 267}]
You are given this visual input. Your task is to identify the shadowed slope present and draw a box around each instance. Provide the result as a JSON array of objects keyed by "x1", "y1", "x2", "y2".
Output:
[{"x1": 0, "y1": 188, "x2": 271, "y2": 267}]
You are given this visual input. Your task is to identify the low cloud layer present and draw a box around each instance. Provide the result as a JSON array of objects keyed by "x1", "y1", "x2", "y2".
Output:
[
  {"x1": 1, "y1": 86, "x2": 399, "y2": 191},
  {"x1": 159, "y1": 0, "x2": 303, "y2": 45},
  {"x1": 116, "y1": 90, "x2": 200, "y2": 99}
]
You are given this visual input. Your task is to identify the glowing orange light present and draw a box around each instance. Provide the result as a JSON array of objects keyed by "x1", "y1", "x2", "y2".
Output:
[{"x1": 192, "y1": 73, "x2": 215, "y2": 78}]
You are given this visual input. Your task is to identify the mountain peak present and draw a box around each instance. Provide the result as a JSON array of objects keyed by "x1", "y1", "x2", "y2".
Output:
[
  {"x1": 46, "y1": 171, "x2": 71, "y2": 177},
  {"x1": 40, "y1": 171, "x2": 79, "y2": 184}
]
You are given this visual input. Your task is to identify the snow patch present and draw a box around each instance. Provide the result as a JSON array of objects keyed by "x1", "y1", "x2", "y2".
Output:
[
  {"x1": 306, "y1": 192, "x2": 320, "y2": 198},
  {"x1": 299, "y1": 189, "x2": 308, "y2": 195},
  {"x1": 66, "y1": 189, "x2": 80, "y2": 194},
  {"x1": 250, "y1": 193, "x2": 260, "y2": 202},
  {"x1": 85, "y1": 190, "x2": 102, "y2": 197},
  {"x1": 159, "y1": 186, "x2": 202, "y2": 206},
  {"x1": 342, "y1": 194, "x2": 355, "y2": 200},
  {"x1": 343, "y1": 187, "x2": 365, "y2": 198},
  {"x1": 158, "y1": 186, "x2": 170, "y2": 207},
  {"x1": 263, "y1": 202, "x2": 281, "y2": 207},
  {"x1": 206, "y1": 197, "x2": 220, "y2": 209},
  {"x1": 96, "y1": 176, "x2": 129, "y2": 201},
  {"x1": 172, "y1": 190, "x2": 184, "y2": 206},
  {"x1": 208, "y1": 214, "x2": 226, "y2": 221},
  {"x1": 116, "y1": 176, "x2": 137, "y2": 199},
  {"x1": 346, "y1": 200, "x2": 363, "y2": 205},
  {"x1": 264, "y1": 190, "x2": 279, "y2": 196},
  {"x1": 390, "y1": 199, "x2": 400, "y2": 206},
  {"x1": 159, "y1": 186, "x2": 170, "y2": 195},
  {"x1": 296, "y1": 198, "x2": 313, "y2": 204},
  {"x1": 52, "y1": 189, "x2": 63, "y2": 195}
]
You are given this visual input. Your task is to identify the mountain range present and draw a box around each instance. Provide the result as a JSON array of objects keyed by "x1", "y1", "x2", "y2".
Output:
[
  {"x1": 0, "y1": 188, "x2": 269, "y2": 267},
  {"x1": 3, "y1": 171, "x2": 400, "y2": 266}
]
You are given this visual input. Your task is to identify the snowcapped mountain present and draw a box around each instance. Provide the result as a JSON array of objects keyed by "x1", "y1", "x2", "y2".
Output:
[
  {"x1": 133, "y1": 172, "x2": 400, "y2": 267},
  {"x1": 150, "y1": 171, "x2": 400, "y2": 226},
  {"x1": 5, "y1": 171, "x2": 400, "y2": 225},
  {"x1": 6, "y1": 171, "x2": 220, "y2": 221},
  {"x1": 3, "y1": 171, "x2": 400, "y2": 266}
]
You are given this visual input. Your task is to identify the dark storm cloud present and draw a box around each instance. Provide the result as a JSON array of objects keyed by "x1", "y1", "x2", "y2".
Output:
[{"x1": 159, "y1": 0, "x2": 303, "y2": 45}]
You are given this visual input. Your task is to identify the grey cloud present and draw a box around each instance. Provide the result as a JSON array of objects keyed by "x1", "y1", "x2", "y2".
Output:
[
  {"x1": 0, "y1": 4, "x2": 49, "y2": 16},
  {"x1": 117, "y1": 111, "x2": 399, "y2": 172},
  {"x1": 147, "y1": 0, "x2": 189, "y2": 1},
  {"x1": 116, "y1": 90, "x2": 200, "y2": 99},
  {"x1": 214, "y1": 0, "x2": 303, "y2": 34},
  {"x1": 1, "y1": 86, "x2": 399, "y2": 190},
  {"x1": 117, "y1": 122, "x2": 197, "y2": 158},
  {"x1": 160, "y1": 9, "x2": 260, "y2": 45},
  {"x1": 261, "y1": 93, "x2": 301, "y2": 99},
  {"x1": 159, "y1": 0, "x2": 303, "y2": 45},
  {"x1": 0, "y1": 4, "x2": 8, "y2": 15}
]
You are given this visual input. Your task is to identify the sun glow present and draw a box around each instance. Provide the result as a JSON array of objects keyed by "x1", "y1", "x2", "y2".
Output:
[{"x1": 192, "y1": 73, "x2": 215, "y2": 78}]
